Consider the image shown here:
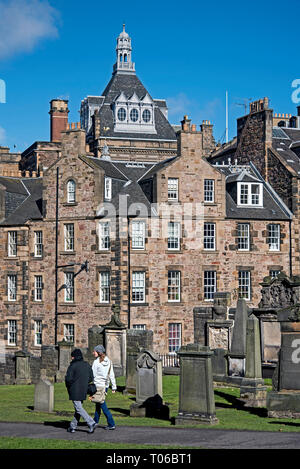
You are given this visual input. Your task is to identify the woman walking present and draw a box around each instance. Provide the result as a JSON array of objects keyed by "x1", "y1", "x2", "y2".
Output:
[{"x1": 90, "y1": 345, "x2": 117, "y2": 430}]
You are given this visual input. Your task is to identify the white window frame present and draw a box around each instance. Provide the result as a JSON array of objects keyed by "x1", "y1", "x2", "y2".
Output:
[
  {"x1": 168, "y1": 222, "x2": 180, "y2": 251},
  {"x1": 238, "y1": 271, "x2": 251, "y2": 301},
  {"x1": 8, "y1": 275, "x2": 17, "y2": 302},
  {"x1": 8, "y1": 231, "x2": 17, "y2": 257},
  {"x1": 168, "y1": 323, "x2": 182, "y2": 353},
  {"x1": 132, "y1": 272, "x2": 146, "y2": 303},
  {"x1": 204, "y1": 179, "x2": 215, "y2": 203},
  {"x1": 64, "y1": 324, "x2": 75, "y2": 343},
  {"x1": 131, "y1": 220, "x2": 145, "y2": 250},
  {"x1": 168, "y1": 270, "x2": 181, "y2": 302},
  {"x1": 133, "y1": 324, "x2": 146, "y2": 330},
  {"x1": 237, "y1": 223, "x2": 250, "y2": 251},
  {"x1": 65, "y1": 272, "x2": 74, "y2": 303},
  {"x1": 8, "y1": 320, "x2": 17, "y2": 346},
  {"x1": 34, "y1": 275, "x2": 43, "y2": 302},
  {"x1": 270, "y1": 270, "x2": 281, "y2": 279},
  {"x1": 64, "y1": 224, "x2": 74, "y2": 252},
  {"x1": 99, "y1": 271, "x2": 110, "y2": 303},
  {"x1": 99, "y1": 222, "x2": 110, "y2": 250},
  {"x1": 204, "y1": 223, "x2": 216, "y2": 250},
  {"x1": 268, "y1": 224, "x2": 280, "y2": 252},
  {"x1": 204, "y1": 271, "x2": 217, "y2": 301},
  {"x1": 34, "y1": 320, "x2": 42, "y2": 346},
  {"x1": 67, "y1": 180, "x2": 76, "y2": 203},
  {"x1": 237, "y1": 182, "x2": 263, "y2": 207},
  {"x1": 34, "y1": 231, "x2": 43, "y2": 258},
  {"x1": 168, "y1": 178, "x2": 178, "y2": 201},
  {"x1": 104, "y1": 177, "x2": 112, "y2": 201}
]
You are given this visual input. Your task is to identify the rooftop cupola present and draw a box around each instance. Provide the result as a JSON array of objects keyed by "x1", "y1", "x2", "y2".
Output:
[{"x1": 113, "y1": 24, "x2": 135, "y2": 75}]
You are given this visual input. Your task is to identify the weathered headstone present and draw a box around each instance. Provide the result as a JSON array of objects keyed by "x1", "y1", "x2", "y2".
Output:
[
  {"x1": 175, "y1": 344, "x2": 218, "y2": 425},
  {"x1": 267, "y1": 304, "x2": 300, "y2": 418},
  {"x1": 56, "y1": 340, "x2": 73, "y2": 382},
  {"x1": 130, "y1": 350, "x2": 169, "y2": 419},
  {"x1": 212, "y1": 348, "x2": 228, "y2": 384},
  {"x1": 15, "y1": 351, "x2": 31, "y2": 385},
  {"x1": 125, "y1": 329, "x2": 153, "y2": 395},
  {"x1": 239, "y1": 315, "x2": 267, "y2": 407},
  {"x1": 34, "y1": 378, "x2": 54, "y2": 413},
  {"x1": 103, "y1": 306, "x2": 127, "y2": 377},
  {"x1": 228, "y1": 298, "x2": 249, "y2": 379}
]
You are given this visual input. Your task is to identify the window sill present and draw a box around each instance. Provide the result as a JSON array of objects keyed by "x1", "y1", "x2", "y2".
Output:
[
  {"x1": 95, "y1": 303, "x2": 111, "y2": 307},
  {"x1": 59, "y1": 251, "x2": 76, "y2": 255},
  {"x1": 4, "y1": 257, "x2": 19, "y2": 261},
  {"x1": 203, "y1": 202, "x2": 217, "y2": 206},
  {"x1": 59, "y1": 303, "x2": 77, "y2": 307},
  {"x1": 62, "y1": 202, "x2": 78, "y2": 207},
  {"x1": 95, "y1": 250, "x2": 111, "y2": 254},
  {"x1": 4, "y1": 301, "x2": 19, "y2": 305},
  {"x1": 31, "y1": 301, "x2": 44, "y2": 305},
  {"x1": 165, "y1": 250, "x2": 182, "y2": 254},
  {"x1": 130, "y1": 303, "x2": 149, "y2": 307}
]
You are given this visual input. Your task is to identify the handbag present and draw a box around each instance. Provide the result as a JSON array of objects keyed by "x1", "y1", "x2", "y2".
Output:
[
  {"x1": 87, "y1": 382, "x2": 97, "y2": 396},
  {"x1": 90, "y1": 387, "x2": 107, "y2": 404}
]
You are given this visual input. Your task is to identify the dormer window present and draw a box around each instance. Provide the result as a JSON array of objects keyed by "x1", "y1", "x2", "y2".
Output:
[
  {"x1": 130, "y1": 108, "x2": 139, "y2": 122},
  {"x1": 142, "y1": 109, "x2": 151, "y2": 123},
  {"x1": 117, "y1": 107, "x2": 126, "y2": 121},
  {"x1": 238, "y1": 182, "x2": 263, "y2": 207},
  {"x1": 113, "y1": 92, "x2": 156, "y2": 134}
]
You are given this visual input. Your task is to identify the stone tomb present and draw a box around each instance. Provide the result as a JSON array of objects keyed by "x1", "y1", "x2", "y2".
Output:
[
  {"x1": 175, "y1": 344, "x2": 218, "y2": 425},
  {"x1": 130, "y1": 350, "x2": 169, "y2": 419}
]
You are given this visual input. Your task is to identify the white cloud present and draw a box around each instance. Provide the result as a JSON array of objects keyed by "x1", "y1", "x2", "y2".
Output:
[
  {"x1": 0, "y1": 0, "x2": 59, "y2": 60},
  {"x1": 0, "y1": 126, "x2": 6, "y2": 144}
]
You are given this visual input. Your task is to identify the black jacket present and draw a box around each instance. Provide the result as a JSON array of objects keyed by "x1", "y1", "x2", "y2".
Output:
[{"x1": 65, "y1": 357, "x2": 94, "y2": 401}]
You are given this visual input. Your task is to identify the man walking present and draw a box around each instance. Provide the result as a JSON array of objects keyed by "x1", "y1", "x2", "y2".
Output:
[
  {"x1": 90, "y1": 345, "x2": 116, "y2": 430},
  {"x1": 65, "y1": 348, "x2": 97, "y2": 433}
]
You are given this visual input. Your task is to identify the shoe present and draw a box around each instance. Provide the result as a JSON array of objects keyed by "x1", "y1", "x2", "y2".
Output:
[
  {"x1": 67, "y1": 427, "x2": 75, "y2": 433},
  {"x1": 104, "y1": 425, "x2": 116, "y2": 430},
  {"x1": 88, "y1": 422, "x2": 97, "y2": 434}
]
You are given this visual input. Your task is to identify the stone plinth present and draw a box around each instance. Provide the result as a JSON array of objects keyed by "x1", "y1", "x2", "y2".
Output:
[
  {"x1": 56, "y1": 340, "x2": 73, "y2": 382},
  {"x1": 103, "y1": 308, "x2": 127, "y2": 377},
  {"x1": 34, "y1": 378, "x2": 54, "y2": 413},
  {"x1": 130, "y1": 350, "x2": 169, "y2": 419},
  {"x1": 175, "y1": 344, "x2": 218, "y2": 425}
]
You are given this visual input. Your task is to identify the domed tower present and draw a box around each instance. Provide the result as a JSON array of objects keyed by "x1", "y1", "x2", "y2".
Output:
[{"x1": 113, "y1": 24, "x2": 135, "y2": 75}]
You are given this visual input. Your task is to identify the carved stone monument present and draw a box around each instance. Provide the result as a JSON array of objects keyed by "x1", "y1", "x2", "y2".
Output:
[
  {"x1": 175, "y1": 344, "x2": 218, "y2": 425},
  {"x1": 125, "y1": 329, "x2": 153, "y2": 395},
  {"x1": 227, "y1": 299, "x2": 249, "y2": 380},
  {"x1": 56, "y1": 339, "x2": 73, "y2": 382},
  {"x1": 267, "y1": 304, "x2": 300, "y2": 418},
  {"x1": 103, "y1": 305, "x2": 127, "y2": 377},
  {"x1": 15, "y1": 351, "x2": 31, "y2": 385},
  {"x1": 130, "y1": 350, "x2": 169, "y2": 419}
]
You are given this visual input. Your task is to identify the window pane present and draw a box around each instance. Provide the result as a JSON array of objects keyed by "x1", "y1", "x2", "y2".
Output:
[
  {"x1": 64, "y1": 224, "x2": 74, "y2": 251},
  {"x1": 67, "y1": 180, "x2": 76, "y2": 203},
  {"x1": 34, "y1": 276, "x2": 43, "y2": 301},
  {"x1": 133, "y1": 324, "x2": 146, "y2": 330},
  {"x1": 132, "y1": 272, "x2": 145, "y2": 303},
  {"x1": 238, "y1": 224, "x2": 250, "y2": 251},
  {"x1": 34, "y1": 320, "x2": 42, "y2": 346},
  {"x1": 168, "y1": 178, "x2": 178, "y2": 200},
  {"x1": 168, "y1": 323, "x2": 181, "y2": 353},
  {"x1": 168, "y1": 271, "x2": 181, "y2": 302},
  {"x1": 204, "y1": 223, "x2": 215, "y2": 250},
  {"x1": 8, "y1": 231, "x2": 17, "y2": 257},
  {"x1": 239, "y1": 271, "x2": 251, "y2": 300},
  {"x1": 64, "y1": 324, "x2": 74, "y2": 342},
  {"x1": 8, "y1": 275, "x2": 17, "y2": 301},
  {"x1": 168, "y1": 222, "x2": 180, "y2": 250},
  {"x1": 99, "y1": 222, "x2": 110, "y2": 250},
  {"x1": 8, "y1": 320, "x2": 17, "y2": 345},
  {"x1": 65, "y1": 273, "x2": 74, "y2": 302},
  {"x1": 99, "y1": 272, "x2": 110, "y2": 303},
  {"x1": 132, "y1": 221, "x2": 145, "y2": 249},
  {"x1": 204, "y1": 271, "x2": 216, "y2": 300},
  {"x1": 34, "y1": 231, "x2": 43, "y2": 257},
  {"x1": 269, "y1": 224, "x2": 280, "y2": 251},
  {"x1": 204, "y1": 179, "x2": 214, "y2": 202}
]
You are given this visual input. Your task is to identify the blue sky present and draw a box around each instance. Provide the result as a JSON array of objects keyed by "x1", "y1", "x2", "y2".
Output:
[{"x1": 0, "y1": 0, "x2": 300, "y2": 152}]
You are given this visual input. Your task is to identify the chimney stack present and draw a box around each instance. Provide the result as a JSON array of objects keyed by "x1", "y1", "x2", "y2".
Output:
[{"x1": 49, "y1": 99, "x2": 69, "y2": 142}]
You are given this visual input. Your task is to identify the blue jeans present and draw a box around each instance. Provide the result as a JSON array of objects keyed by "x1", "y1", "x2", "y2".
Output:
[
  {"x1": 70, "y1": 401, "x2": 95, "y2": 430},
  {"x1": 94, "y1": 401, "x2": 115, "y2": 427}
]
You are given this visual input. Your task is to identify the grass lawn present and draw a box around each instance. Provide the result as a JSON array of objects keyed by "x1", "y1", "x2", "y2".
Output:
[{"x1": 0, "y1": 375, "x2": 300, "y2": 449}]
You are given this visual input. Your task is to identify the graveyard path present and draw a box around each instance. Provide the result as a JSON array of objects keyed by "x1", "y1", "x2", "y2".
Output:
[{"x1": 0, "y1": 421, "x2": 300, "y2": 449}]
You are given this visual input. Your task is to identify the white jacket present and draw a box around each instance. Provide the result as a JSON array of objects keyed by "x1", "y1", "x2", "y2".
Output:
[{"x1": 92, "y1": 356, "x2": 117, "y2": 391}]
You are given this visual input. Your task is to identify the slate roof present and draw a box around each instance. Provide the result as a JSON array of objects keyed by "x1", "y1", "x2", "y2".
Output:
[
  {"x1": 0, "y1": 177, "x2": 43, "y2": 226},
  {"x1": 271, "y1": 127, "x2": 300, "y2": 176},
  {"x1": 215, "y1": 163, "x2": 291, "y2": 220},
  {"x1": 95, "y1": 73, "x2": 177, "y2": 141}
]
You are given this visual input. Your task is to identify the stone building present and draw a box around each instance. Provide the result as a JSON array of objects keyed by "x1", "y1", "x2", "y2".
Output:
[{"x1": 0, "y1": 27, "x2": 295, "y2": 372}]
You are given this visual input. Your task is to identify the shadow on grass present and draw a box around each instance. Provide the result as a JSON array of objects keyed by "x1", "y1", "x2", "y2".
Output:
[
  {"x1": 214, "y1": 390, "x2": 268, "y2": 418},
  {"x1": 110, "y1": 407, "x2": 130, "y2": 416},
  {"x1": 269, "y1": 421, "x2": 300, "y2": 428}
]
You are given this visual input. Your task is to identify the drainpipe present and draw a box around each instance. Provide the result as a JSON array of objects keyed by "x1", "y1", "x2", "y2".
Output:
[{"x1": 289, "y1": 219, "x2": 293, "y2": 277}]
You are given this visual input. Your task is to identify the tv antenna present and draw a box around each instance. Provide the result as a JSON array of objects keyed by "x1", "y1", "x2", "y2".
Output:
[{"x1": 234, "y1": 97, "x2": 252, "y2": 115}]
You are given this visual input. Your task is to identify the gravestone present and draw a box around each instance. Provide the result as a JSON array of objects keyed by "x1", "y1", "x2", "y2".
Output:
[
  {"x1": 267, "y1": 304, "x2": 300, "y2": 418},
  {"x1": 175, "y1": 344, "x2": 218, "y2": 425},
  {"x1": 130, "y1": 350, "x2": 169, "y2": 419},
  {"x1": 34, "y1": 378, "x2": 54, "y2": 413},
  {"x1": 15, "y1": 351, "x2": 31, "y2": 385},
  {"x1": 212, "y1": 348, "x2": 228, "y2": 384},
  {"x1": 125, "y1": 329, "x2": 153, "y2": 395},
  {"x1": 239, "y1": 314, "x2": 267, "y2": 407},
  {"x1": 56, "y1": 340, "x2": 73, "y2": 382},
  {"x1": 227, "y1": 298, "x2": 249, "y2": 380},
  {"x1": 103, "y1": 305, "x2": 127, "y2": 377}
]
